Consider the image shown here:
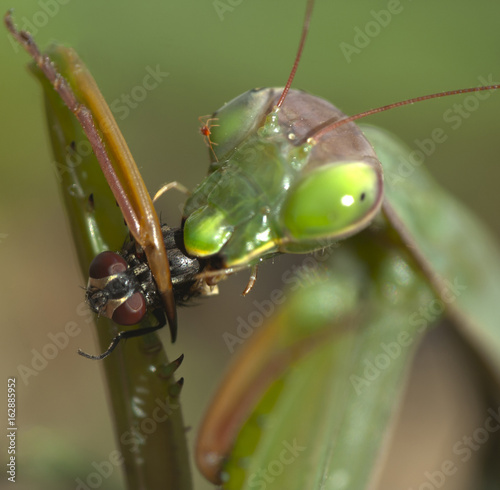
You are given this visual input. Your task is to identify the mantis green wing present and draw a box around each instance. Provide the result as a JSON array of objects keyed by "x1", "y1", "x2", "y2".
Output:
[
  {"x1": 371, "y1": 125, "x2": 500, "y2": 376},
  {"x1": 197, "y1": 125, "x2": 500, "y2": 489}
]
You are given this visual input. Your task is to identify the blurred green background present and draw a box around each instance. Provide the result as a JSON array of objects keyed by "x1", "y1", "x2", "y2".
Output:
[{"x1": 1, "y1": 0, "x2": 500, "y2": 488}]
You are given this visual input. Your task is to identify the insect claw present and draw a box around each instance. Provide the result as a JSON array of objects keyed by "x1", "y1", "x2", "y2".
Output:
[
  {"x1": 77, "y1": 348, "x2": 101, "y2": 360},
  {"x1": 199, "y1": 282, "x2": 219, "y2": 297},
  {"x1": 242, "y1": 265, "x2": 259, "y2": 296},
  {"x1": 77, "y1": 333, "x2": 123, "y2": 360},
  {"x1": 157, "y1": 305, "x2": 174, "y2": 341},
  {"x1": 168, "y1": 319, "x2": 177, "y2": 343},
  {"x1": 153, "y1": 181, "x2": 190, "y2": 203},
  {"x1": 78, "y1": 309, "x2": 168, "y2": 360},
  {"x1": 153, "y1": 306, "x2": 176, "y2": 343},
  {"x1": 199, "y1": 115, "x2": 220, "y2": 162}
]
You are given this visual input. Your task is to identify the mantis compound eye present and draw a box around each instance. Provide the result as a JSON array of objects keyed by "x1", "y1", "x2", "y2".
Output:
[{"x1": 281, "y1": 161, "x2": 383, "y2": 242}]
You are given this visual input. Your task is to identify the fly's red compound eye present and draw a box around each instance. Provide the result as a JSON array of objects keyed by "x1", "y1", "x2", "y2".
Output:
[
  {"x1": 112, "y1": 292, "x2": 147, "y2": 325},
  {"x1": 89, "y1": 251, "x2": 128, "y2": 279}
]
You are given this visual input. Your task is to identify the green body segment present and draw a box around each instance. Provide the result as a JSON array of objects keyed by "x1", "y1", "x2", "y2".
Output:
[
  {"x1": 183, "y1": 88, "x2": 384, "y2": 267},
  {"x1": 184, "y1": 134, "x2": 307, "y2": 265}
]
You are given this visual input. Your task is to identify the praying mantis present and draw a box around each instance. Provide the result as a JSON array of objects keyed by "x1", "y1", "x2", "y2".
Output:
[{"x1": 3, "y1": 0, "x2": 500, "y2": 489}]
